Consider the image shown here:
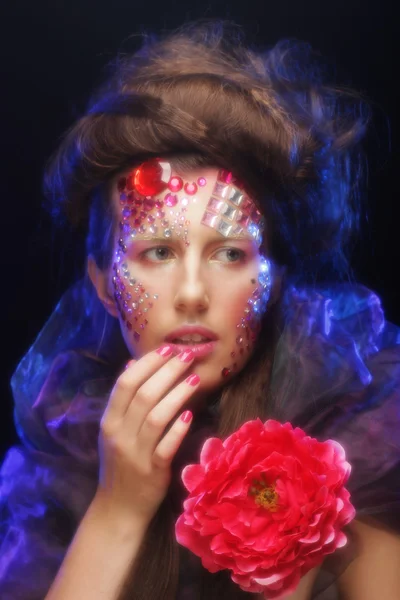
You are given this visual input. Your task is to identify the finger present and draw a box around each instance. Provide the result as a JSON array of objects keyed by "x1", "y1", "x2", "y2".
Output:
[
  {"x1": 135, "y1": 373, "x2": 200, "y2": 457},
  {"x1": 123, "y1": 350, "x2": 196, "y2": 435},
  {"x1": 152, "y1": 409, "x2": 194, "y2": 467},
  {"x1": 101, "y1": 345, "x2": 175, "y2": 429}
]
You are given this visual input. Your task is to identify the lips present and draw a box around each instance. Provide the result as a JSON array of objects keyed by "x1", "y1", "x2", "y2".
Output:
[
  {"x1": 165, "y1": 326, "x2": 218, "y2": 344},
  {"x1": 165, "y1": 326, "x2": 218, "y2": 359}
]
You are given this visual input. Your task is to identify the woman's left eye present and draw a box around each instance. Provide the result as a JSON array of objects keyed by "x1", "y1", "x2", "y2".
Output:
[{"x1": 212, "y1": 248, "x2": 246, "y2": 263}]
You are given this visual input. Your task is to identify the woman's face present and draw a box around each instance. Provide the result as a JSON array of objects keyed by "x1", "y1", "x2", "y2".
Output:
[{"x1": 95, "y1": 163, "x2": 271, "y2": 403}]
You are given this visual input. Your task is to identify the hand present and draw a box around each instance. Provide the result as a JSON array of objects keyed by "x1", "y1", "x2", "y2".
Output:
[{"x1": 93, "y1": 345, "x2": 199, "y2": 527}]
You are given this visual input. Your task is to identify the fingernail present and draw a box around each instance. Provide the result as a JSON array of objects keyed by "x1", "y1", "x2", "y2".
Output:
[
  {"x1": 156, "y1": 345, "x2": 174, "y2": 358},
  {"x1": 178, "y1": 350, "x2": 195, "y2": 362},
  {"x1": 124, "y1": 359, "x2": 136, "y2": 370},
  {"x1": 185, "y1": 374, "x2": 200, "y2": 386},
  {"x1": 180, "y1": 410, "x2": 193, "y2": 424}
]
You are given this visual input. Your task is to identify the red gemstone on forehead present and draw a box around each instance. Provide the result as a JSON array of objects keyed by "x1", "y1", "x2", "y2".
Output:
[
  {"x1": 165, "y1": 193, "x2": 178, "y2": 207},
  {"x1": 168, "y1": 176, "x2": 183, "y2": 192},
  {"x1": 184, "y1": 182, "x2": 198, "y2": 195},
  {"x1": 197, "y1": 177, "x2": 207, "y2": 187},
  {"x1": 133, "y1": 160, "x2": 171, "y2": 197},
  {"x1": 222, "y1": 367, "x2": 231, "y2": 377},
  {"x1": 154, "y1": 199, "x2": 164, "y2": 209}
]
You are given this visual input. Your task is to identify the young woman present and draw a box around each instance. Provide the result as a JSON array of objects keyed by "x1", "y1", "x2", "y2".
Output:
[{"x1": 1, "y1": 21, "x2": 399, "y2": 600}]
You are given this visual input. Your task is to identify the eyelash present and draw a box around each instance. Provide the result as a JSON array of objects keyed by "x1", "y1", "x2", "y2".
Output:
[{"x1": 141, "y1": 246, "x2": 247, "y2": 264}]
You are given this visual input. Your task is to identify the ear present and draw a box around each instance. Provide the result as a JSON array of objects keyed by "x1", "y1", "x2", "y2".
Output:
[{"x1": 87, "y1": 255, "x2": 119, "y2": 318}]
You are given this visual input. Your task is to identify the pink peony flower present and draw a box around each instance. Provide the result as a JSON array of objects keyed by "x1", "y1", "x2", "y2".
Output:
[{"x1": 175, "y1": 419, "x2": 355, "y2": 599}]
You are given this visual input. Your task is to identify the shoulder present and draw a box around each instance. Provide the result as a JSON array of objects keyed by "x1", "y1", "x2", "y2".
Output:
[{"x1": 337, "y1": 518, "x2": 400, "y2": 600}]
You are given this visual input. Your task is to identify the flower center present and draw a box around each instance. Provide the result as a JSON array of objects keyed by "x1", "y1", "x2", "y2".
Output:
[{"x1": 248, "y1": 477, "x2": 279, "y2": 512}]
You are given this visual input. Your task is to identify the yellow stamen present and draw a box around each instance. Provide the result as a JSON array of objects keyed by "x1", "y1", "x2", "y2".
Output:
[{"x1": 248, "y1": 477, "x2": 279, "y2": 512}]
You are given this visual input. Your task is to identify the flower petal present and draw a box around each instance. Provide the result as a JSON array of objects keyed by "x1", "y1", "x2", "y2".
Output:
[{"x1": 200, "y1": 437, "x2": 224, "y2": 466}]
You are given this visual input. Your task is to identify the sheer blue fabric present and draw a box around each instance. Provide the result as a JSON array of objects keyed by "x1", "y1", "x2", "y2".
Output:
[{"x1": 1, "y1": 278, "x2": 399, "y2": 599}]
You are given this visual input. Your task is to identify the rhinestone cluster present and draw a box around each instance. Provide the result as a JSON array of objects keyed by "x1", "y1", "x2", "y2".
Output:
[
  {"x1": 112, "y1": 253, "x2": 158, "y2": 342},
  {"x1": 117, "y1": 160, "x2": 206, "y2": 247},
  {"x1": 201, "y1": 170, "x2": 265, "y2": 246},
  {"x1": 221, "y1": 256, "x2": 272, "y2": 378}
]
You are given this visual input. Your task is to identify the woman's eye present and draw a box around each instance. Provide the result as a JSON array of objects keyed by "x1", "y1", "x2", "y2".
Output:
[
  {"x1": 142, "y1": 247, "x2": 173, "y2": 261},
  {"x1": 213, "y1": 248, "x2": 246, "y2": 263}
]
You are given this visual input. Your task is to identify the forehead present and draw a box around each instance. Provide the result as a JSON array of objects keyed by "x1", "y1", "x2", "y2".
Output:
[{"x1": 110, "y1": 164, "x2": 264, "y2": 243}]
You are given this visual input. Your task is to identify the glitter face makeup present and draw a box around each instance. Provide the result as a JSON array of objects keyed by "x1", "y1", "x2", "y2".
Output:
[
  {"x1": 201, "y1": 170, "x2": 265, "y2": 246},
  {"x1": 221, "y1": 255, "x2": 272, "y2": 377},
  {"x1": 106, "y1": 162, "x2": 274, "y2": 396},
  {"x1": 113, "y1": 160, "x2": 211, "y2": 340}
]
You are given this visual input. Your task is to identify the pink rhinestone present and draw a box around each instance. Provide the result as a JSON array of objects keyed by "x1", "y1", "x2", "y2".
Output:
[
  {"x1": 133, "y1": 331, "x2": 140, "y2": 341},
  {"x1": 168, "y1": 176, "x2": 183, "y2": 192},
  {"x1": 197, "y1": 177, "x2": 207, "y2": 187},
  {"x1": 218, "y1": 170, "x2": 234, "y2": 184},
  {"x1": 144, "y1": 198, "x2": 154, "y2": 211},
  {"x1": 154, "y1": 199, "x2": 164, "y2": 209},
  {"x1": 147, "y1": 215, "x2": 155, "y2": 224},
  {"x1": 184, "y1": 182, "x2": 198, "y2": 195},
  {"x1": 164, "y1": 193, "x2": 178, "y2": 207}
]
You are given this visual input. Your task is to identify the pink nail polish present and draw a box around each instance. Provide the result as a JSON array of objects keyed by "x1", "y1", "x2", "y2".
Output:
[
  {"x1": 178, "y1": 350, "x2": 195, "y2": 362},
  {"x1": 185, "y1": 374, "x2": 200, "y2": 386},
  {"x1": 180, "y1": 410, "x2": 193, "y2": 424},
  {"x1": 156, "y1": 345, "x2": 173, "y2": 357}
]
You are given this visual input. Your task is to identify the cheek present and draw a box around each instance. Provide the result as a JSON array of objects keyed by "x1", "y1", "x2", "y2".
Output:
[
  {"x1": 221, "y1": 256, "x2": 272, "y2": 378},
  {"x1": 111, "y1": 256, "x2": 159, "y2": 345}
]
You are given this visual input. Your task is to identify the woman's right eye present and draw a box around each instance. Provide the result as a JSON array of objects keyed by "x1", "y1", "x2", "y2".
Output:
[{"x1": 141, "y1": 247, "x2": 174, "y2": 262}]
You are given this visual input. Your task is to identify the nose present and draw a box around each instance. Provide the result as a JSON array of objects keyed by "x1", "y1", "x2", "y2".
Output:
[{"x1": 173, "y1": 259, "x2": 209, "y2": 314}]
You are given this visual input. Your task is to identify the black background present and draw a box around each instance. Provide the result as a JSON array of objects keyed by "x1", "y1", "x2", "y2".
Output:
[{"x1": 0, "y1": 2, "x2": 398, "y2": 461}]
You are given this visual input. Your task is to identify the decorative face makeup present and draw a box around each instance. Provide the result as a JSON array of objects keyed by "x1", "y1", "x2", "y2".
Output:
[{"x1": 109, "y1": 160, "x2": 273, "y2": 394}]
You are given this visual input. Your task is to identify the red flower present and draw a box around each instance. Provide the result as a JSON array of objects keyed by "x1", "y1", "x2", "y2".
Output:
[{"x1": 175, "y1": 419, "x2": 355, "y2": 599}]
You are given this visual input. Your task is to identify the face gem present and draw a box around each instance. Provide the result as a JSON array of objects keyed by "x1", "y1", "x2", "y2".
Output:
[
  {"x1": 207, "y1": 197, "x2": 226, "y2": 212},
  {"x1": 201, "y1": 212, "x2": 219, "y2": 228},
  {"x1": 213, "y1": 182, "x2": 229, "y2": 198},
  {"x1": 221, "y1": 205, "x2": 237, "y2": 220},
  {"x1": 168, "y1": 176, "x2": 184, "y2": 193},
  {"x1": 197, "y1": 177, "x2": 207, "y2": 187},
  {"x1": 228, "y1": 189, "x2": 246, "y2": 206},
  {"x1": 218, "y1": 170, "x2": 234, "y2": 184},
  {"x1": 184, "y1": 182, "x2": 198, "y2": 195},
  {"x1": 164, "y1": 193, "x2": 178, "y2": 207},
  {"x1": 237, "y1": 214, "x2": 250, "y2": 227},
  {"x1": 217, "y1": 220, "x2": 233, "y2": 236},
  {"x1": 132, "y1": 160, "x2": 171, "y2": 197}
]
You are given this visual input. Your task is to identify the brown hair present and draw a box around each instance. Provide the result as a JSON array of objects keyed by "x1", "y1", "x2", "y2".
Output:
[{"x1": 43, "y1": 20, "x2": 369, "y2": 599}]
